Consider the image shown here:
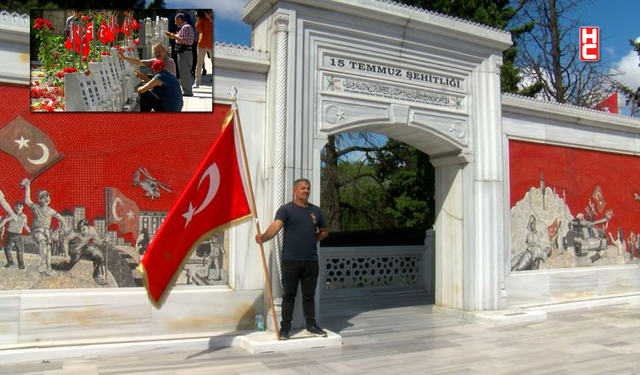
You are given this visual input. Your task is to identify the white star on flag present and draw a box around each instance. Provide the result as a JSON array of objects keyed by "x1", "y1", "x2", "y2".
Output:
[
  {"x1": 126, "y1": 210, "x2": 135, "y2": 220},
  {"x1": 182, "y1": 202, "x2": 195, "y2": 228},
  {"x1": 15, "y1": 136, "x2": 29, "y2": 150}
]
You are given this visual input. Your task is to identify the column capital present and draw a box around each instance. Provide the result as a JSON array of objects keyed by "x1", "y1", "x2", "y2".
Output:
[{"x1": 274, "y1": 13, "x2": 290, "y2": 33}]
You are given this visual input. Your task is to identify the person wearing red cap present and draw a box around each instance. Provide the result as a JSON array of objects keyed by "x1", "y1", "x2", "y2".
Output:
[{"x1": 136, "y1": 59, "x2": 183, "y2": 112}]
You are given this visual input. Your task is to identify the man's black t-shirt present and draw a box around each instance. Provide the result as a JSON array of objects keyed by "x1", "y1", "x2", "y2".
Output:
[{"x1": 275, "y1": 201, "x2": 327, "y2": 261}]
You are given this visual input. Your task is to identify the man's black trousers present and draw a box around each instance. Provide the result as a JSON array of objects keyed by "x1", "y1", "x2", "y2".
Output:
[
  {"x1": 140, "y1": 90, "x2": 166, "y2": 112},
  {"x1": 281, "y1": 260, "x2": 319, "y2": 330}
]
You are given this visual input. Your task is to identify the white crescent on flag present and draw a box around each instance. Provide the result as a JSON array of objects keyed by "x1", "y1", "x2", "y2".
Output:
[
  {"x1": 112, "y1": 197, "x2": 124, "y2": 221},
  {"x1": 193, "y1": 163, "x2": 220, "y2": 216},
  {"x1": 27, "y1": 143, "x2": 49, "y2": 165}
]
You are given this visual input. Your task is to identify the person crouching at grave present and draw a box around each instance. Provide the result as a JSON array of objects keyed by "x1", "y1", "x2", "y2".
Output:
[
  {"x1": 136, "y1": 60, "x2": 183, "y2": 112},
  {"x1": 119, "y1": 43, "x2": 177, "y2": 105},
  {"x1": 119, "y1": 43, "x2": 177, "y2": 76}
]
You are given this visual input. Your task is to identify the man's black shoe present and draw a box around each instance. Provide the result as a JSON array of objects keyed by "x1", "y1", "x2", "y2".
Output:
[
  {"x1": 182, "y1": 93, "x2": 194, "y2": 97},
  {"x1": 279, "y1": 327, "x2": 290, "y2": 341},
  {"x1": 305, "y1": 325, "x2": 328, "y2": 337},
  {"x1": 4, "y1": 262, "x2": 13, "y2": 268}
]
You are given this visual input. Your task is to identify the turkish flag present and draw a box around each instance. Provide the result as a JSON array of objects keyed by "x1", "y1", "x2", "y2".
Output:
[
  {"x1": 80, "y1": 28, "x2": 90, "y2": 57},
  {"x1": 124, "y1": 19, "x2": 130, "y2": 36},
  {"x1": 594, "y1": 92, "x2": 619, "y2": 114},
  {"x1": 64, "y1": 27, "x2": 73, "y2": 50},
  {"x1": 138, "y1": 109, "x2": 252, "y2": 307},
  {"x1": 64, "y1": 26, "x2": 81, "y2": 52},
  {"x1": 86, "y1": 21, "x2": 94, "y2": 41},
  {"x1": 111, "y1": 19, "x2": 119, "y2": 40},
  {"x1": 99, "y1": 20, "x2": 113, "y2": 44},
  {"x1": 131, "y1": 18, "x2": 141, "y2": 30},
  {"x1": 106, "y1": 187, "x2": 140, "y2": 237},
  {"x1": 591, "y1": 185, "x2": 607, "y2": 214},
  {"x1": 547, "y1": 218, "x2": 559, "y2": 240},
  {"x1": 0, "y1": 115, "x2": 63, "y2": 178}
]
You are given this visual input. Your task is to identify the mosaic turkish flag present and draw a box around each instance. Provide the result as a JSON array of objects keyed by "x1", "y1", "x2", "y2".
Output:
[
  {"x1": 0, "y1": 115, "x2": 63, "y2": 177},
  {"x1": 139, "y1": 109, "x2": 252, "y2": 307},
  {"x1": 106, "y1": 187, "x2": 140, "y2": 237}
]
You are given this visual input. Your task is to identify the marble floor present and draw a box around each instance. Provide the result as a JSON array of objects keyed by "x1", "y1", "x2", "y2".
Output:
[
  {"x1": 180, "y1": 52, "x2": 213, "y2": 113},
  {"x1": 3, "y1": 294, "x2": 640, "y2": 374}
]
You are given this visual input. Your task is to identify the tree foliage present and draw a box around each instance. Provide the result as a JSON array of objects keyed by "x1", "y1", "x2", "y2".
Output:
[
  {"x1": 398, "y1": 0, "x2": 540, "y2": 96},
  {"x1": 512, "y1": 0, "x2": 617, "y2": 106}
]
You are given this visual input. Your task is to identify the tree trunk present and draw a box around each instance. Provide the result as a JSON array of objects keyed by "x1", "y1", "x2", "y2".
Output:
[
  {"x1": 548, "y1": 0, "x2": 566, "y2": 103},
  {"x1": 321, "y1": 135, "x2": 343, "y2": 232}
]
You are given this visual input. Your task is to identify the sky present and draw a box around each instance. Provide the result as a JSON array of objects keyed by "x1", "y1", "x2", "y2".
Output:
[{"x1": 167, "y1": 0, "x2": 640, "y2": 111}]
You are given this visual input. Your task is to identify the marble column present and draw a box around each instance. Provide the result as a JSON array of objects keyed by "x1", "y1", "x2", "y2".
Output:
[{"x1": 267, "y1": 13, "x2": 290, "y2": 331}]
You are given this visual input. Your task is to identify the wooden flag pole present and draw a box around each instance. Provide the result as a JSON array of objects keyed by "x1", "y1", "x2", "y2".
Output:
[{"x1": 228, "y1": 87, "x2": 280, "y2": 341}]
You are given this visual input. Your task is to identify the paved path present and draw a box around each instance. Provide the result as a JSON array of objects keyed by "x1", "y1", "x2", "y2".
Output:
[
  {"x1": 182, "y1": 53, "x2": 213, "y2": 112},
  {"x1": 3, "y1": 295, "x2": 640, "y2": 374}
]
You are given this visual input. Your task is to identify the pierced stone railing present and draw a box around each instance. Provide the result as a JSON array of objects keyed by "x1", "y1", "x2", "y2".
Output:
[{"x1": 319, "y1": 231, "x2": 435, "y2": 299}]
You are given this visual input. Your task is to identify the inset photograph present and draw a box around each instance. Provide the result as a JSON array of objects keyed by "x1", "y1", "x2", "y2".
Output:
[{"x1": 30, "y1": 9, "x2": 213, "y2": 112}]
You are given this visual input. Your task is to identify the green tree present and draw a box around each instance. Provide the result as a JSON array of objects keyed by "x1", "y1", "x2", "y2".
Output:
[
  {"x1": 373, "y1": 139, "x2": 435, "y2": 228},
  {"x1": 512, "y1": 0, "x2": 617, "y2": 106},
  {"x1": 398, "y1": 0, "x2": 541, "y2": 96},
  {"x1": 321, "y1": 133, "x2": 388, "y2": 232}
]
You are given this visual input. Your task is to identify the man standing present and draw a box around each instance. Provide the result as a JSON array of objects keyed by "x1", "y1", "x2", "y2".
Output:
[
  {"x1": 255, "y1": 179, "x2": 329, "y2": 340},
  {"x1": 137, "y1": 60, "x2": 183, "y2": 112},
  {"x1": 207, "y1": 234, "x2": 224, "y2": 282},
  {"x1": 0, "y1": 190, "x2": 30, "y2": 269},
  {"x1": 194, "y1": 10, "x2": 213, "y2": 89},
  {"x1": 167, "y1": 11, "x2": 180, "y2": 79},
  {"x1": 167, "y1": 13, "x2": 195, "y2": 97},
  {"x1": 182, "y1": 9, "x2": 199, "y2": 81}
]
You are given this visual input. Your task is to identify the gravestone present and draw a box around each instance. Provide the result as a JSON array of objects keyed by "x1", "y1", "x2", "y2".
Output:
[
  {"x1": 64, "y1": 72, "x2": 97, "y2": 111},
  {"x1": 96, "y1": 61, "x2": 116, "y2": 110},
  {"x1": 109, "y1": 49, "x2": 130, "y2": 102},
  {"x1": 86, "y1": 64, "x2": 110, "y2": 111},
  {"x1": 104, "y1": 56, "x2": 124, "y2": 111},
  {"x1": 145, "y1": 18, "x2": 153, "y2": 60},
  {"x1": 81, "y1": 71, "x2": 100, "y2": 111}
]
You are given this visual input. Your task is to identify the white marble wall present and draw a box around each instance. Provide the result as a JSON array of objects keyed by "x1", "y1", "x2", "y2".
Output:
[
  {"x1": 506, "y1": 266, "x2": 640, "y2": 307},
  {"x1": 0, "y1": 288, "x2": 262, "y2": 347}
]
